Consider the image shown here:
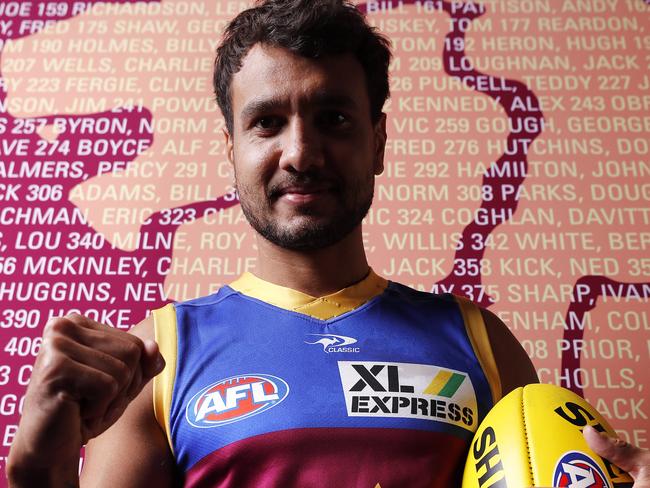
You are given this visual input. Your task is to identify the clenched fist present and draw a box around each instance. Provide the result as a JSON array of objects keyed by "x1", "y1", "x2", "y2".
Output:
[{"x1": 7, "y1": 313, "x2": 165, "y2": 484}]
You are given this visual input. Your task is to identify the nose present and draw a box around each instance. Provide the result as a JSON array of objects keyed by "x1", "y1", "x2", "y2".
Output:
[{"x1": 278, "y1": 118, "x2": 325, "y2": 173}]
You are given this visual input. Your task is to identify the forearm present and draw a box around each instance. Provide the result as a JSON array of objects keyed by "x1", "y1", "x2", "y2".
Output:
[
  {"x1": 6, "y1": 395, "x2": 83, "y2": 488},
  {"x1": 7, "y1": 456, "x2": 79, "y2": 488}
]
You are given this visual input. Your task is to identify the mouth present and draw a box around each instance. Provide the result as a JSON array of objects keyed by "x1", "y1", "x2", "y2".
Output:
[
  {"x1": 277, "y1": 185, "x2": 332, "y2": 204},
  {"x1": 269, "y1": 179, "x2": 337, "y2": 204}
]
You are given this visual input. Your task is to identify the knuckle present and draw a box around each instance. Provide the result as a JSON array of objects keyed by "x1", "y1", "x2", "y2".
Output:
[
  {"x1": 613, "y1": 437, "x2": 629, "y2": 448},
  {"x1": 122, "y1": 341, "x2": 142, "y2": 364},
  {"x1": 114, "y1": 361, "x2": 133, "y2": 389},
  {"x1": 103, "y1": 375, "x2": 120, "y2": 396},
  {"x1": 64, "y1": 312, "x2": 83, "y2": 322},
  {"x1": 44, "y1": 316, "x2": 75, "y2": 337},
  {"x1": 44, "y1": 334, "x2": 70, "y2": 356},
  {"x1": 35, "y1": 346, "x2": 59, "y2": 376}
]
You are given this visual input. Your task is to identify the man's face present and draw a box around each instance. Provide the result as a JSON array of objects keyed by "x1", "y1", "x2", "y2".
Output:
[{"x1": 225, "y1": 44, "x2": 386, "y2": 251}]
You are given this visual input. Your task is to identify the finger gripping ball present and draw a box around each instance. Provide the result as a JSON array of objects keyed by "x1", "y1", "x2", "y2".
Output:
[{"x1": 462, "y1": 384, "x2": 633, "y2": 488}]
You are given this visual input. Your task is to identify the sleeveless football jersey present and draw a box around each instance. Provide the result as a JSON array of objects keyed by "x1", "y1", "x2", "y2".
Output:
[{"x1": 152, "y1": 270, "x2": 502, "y2": 487}]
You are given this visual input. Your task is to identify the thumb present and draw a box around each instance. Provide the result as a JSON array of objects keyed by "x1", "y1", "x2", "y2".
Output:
[
  {"x1": 141, "y1": 339, "x2": 166, "y2": 379},
  {"x1": 584, "y1": 425, "x2": 650, "y2": 484}
]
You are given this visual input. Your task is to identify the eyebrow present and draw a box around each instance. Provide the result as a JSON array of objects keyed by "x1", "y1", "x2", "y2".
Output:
[{"x1": 240, "y1": 92, "x2": 361, "y2": 123}]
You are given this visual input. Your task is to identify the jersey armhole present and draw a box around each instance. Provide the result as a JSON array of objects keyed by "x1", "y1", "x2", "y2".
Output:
[
  {"x1": 454, "y1": 295, "x2": 502, "y2": 404},
  {"x1": 152, "y1": 303, "x2": 177, "y2": 454}
]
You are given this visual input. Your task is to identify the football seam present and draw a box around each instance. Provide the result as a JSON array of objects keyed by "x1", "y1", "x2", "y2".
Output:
[{"x1": 521, "y1": 393, "x2": 535, "y2": 485}]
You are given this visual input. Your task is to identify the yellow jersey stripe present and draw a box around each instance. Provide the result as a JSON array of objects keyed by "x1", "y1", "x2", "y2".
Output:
[
  {"x1": 152, "y1": 303, "x2": 177, "y2": 454},
  {"x1": 455, "y1": 296, "x2": 502, "y2": 404}
]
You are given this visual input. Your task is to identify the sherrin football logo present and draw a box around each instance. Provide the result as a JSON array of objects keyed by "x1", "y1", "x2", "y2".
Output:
[
  {"x1": 186, "y1": 374, "x2": 289, "y2": 428},
  {"x1": 553, "y1": 451, "x2": 611, "y2": 488}
]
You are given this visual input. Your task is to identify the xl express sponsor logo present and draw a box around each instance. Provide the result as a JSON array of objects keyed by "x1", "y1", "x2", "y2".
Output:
[
  {"x1": 186, "y1": 374, "x2": 289, "y2": 428},
  {"x1": 338, "y1": 361, "x2": 477, "y2": 431}
]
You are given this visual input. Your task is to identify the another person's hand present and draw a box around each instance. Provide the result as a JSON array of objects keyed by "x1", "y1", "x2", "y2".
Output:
[
  {"x1": 584, "y1": 424, "x2": 650, "y2": 488},
  {"x1": 7, "y1": 313, "x2": 164, "y2": 477}
]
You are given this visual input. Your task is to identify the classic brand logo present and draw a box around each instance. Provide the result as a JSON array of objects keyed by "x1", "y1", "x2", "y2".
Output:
[
  {"x1": 186, "y1": 374, "x2": 289, "y2": 428},
  {"x1": 553, "y1": 451, "x2": 611, "y2": 488},
  {"x1": 338, "y1": 361, "x2": 477, "y2": 431},
  {"x1": 305, "y1": 333, "x2": 360, "y2": 353}
]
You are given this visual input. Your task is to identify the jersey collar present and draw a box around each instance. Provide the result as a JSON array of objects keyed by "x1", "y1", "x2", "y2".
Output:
[{"x1": 229, "y1": 268, "x2": 388, "y2": 320}]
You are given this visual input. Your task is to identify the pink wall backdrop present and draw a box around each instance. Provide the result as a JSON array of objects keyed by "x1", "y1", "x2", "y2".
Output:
[{"x1": 0, "y1": 0, "x2": 649, "y2": 481}]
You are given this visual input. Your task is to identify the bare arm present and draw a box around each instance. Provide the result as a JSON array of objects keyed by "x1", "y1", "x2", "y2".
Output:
[
  {"x1": 481, "y1": 308, "x2": 650, "y2": 486},
  {"x1": 6, "y1": 314, "x2": 174, "y2": 488},
  {"x1": 480, "y1": 307, "x2": 539, "y2": 396},
  {"x1": 80, "y1": 317, "x2": 178, "y2": 487}
]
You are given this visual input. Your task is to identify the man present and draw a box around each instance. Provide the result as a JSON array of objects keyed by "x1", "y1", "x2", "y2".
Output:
[{"x1": 7, "y1": 1, "x2": 649, "y2": 486}]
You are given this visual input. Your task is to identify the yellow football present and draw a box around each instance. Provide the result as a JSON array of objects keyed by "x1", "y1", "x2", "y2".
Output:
[{"x1": 462, "y1": 384, "x2": 633, "y2": 488}]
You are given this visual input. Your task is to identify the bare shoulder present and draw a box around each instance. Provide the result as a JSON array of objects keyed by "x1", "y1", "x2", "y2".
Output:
[
  {"x1": 480, "y1": 307, "x2": 539, "y2": 397},
  {"x1": 80, "y1": 315, "x2": 179, "y2": 487}
]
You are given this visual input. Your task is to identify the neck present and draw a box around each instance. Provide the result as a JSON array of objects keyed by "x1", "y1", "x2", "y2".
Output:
[{"x1": 252, "y1": 226, "x2": 370, "y2": 297}]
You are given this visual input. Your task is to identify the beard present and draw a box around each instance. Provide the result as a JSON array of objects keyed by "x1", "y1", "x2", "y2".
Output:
[{"x1": 236, "y1": 171, "x2": 374, "y2": 251}]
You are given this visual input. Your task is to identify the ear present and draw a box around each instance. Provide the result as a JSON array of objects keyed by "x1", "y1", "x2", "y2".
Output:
[
  {"x1": 223, "y1": 126, "x2": 234, "y2": 166},
  {"x1": 373, "y1": 113, "x2": 387, "y2": 176}
]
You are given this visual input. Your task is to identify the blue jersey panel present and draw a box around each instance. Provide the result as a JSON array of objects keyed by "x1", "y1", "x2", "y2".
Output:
[{"x1": 168, "y1": 281, "x2": 494, "y2": 482}]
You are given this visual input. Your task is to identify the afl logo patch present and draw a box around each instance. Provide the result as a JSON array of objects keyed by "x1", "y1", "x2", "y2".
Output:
[
  {"x1": 553, "y1": 451, "x2": 611, "y2": 488},
  {"x1": 186, "y1": 374, "x2": 289, "y2": 428}
]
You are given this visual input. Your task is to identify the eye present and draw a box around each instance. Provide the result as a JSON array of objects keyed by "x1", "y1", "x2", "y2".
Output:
[
  {"x1": 254, "y1": 116, "x2": 284, "y2": 132},
  {"x1": 318, "y1": 111, "x2": 351, "y2": 130}
]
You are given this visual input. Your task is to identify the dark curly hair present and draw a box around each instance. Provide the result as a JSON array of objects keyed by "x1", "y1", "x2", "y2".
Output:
[{"x1": 214, "y1": 0, "x2": 392, "y2": 134}]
